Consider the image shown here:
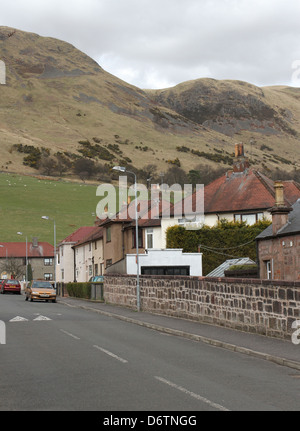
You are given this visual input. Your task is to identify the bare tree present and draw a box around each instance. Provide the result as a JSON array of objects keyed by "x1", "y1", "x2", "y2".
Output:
[{"x1": 0, "y1": 257, "x2": 25, "y2": 279}]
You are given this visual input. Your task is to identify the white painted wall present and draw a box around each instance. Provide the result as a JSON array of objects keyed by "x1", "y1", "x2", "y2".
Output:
[{"x1": 126, "y1": 249, "x2": 202, "y2": 276}]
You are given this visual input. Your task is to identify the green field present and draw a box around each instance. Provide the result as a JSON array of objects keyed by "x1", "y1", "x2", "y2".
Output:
[{"x1": 0, "y1": 172, "x2": 101, "y2": 245}]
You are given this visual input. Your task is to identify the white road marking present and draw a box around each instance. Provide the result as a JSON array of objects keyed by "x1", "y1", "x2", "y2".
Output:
[
  {"x1": 155, "y1": 376, "x2": 230, "y2": 411},
  {"x1": 93, "y1": 345, "x2": 128, "y2": 363},
  {"x1": 33, "y1": 315, "x2": 52, "y2": 321},
  {"x1": 60, "y1": 329, "x2": 80, "y2": 340},
  {"x1": 9, "y1": 316, "x2": 29, "y2": 322}
]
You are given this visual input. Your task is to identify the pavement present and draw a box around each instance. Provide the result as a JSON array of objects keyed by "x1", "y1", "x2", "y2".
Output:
[{"x1": 58, "y1": 296, "x2": 300, "y2": 372}]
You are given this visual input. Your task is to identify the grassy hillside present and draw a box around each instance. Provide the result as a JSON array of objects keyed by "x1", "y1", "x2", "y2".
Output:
[
  {"x1": 0, "y1": 172, "x2": 99, "y2": 244},
  {"x1": 1, "y1": 26, "x2": 300, "y2": 180}
]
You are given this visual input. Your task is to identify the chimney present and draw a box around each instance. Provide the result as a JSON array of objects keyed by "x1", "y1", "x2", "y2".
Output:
[
  {"x1": 32, "y1": 237, "x2": 38, "y2": 248},
  {"x1": 233, "y1": 143, "x2": 250, "y2": 173},
  {"x1": 270, "y1": 181, "x2": 292, "y2": 235}
]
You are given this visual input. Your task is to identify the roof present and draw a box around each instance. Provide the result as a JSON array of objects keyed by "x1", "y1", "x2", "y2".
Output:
[
  {"x1": 58, "y1": 226, "x2": 96, "y2": 246},
  {"x1": 193, "y1": 169, "x2": 300, "y2": 215},
  {"x1": 0, "y1": 242, "x2": 54, "y2": 258},
  {"x1": 98, "y1": 199, "x2": 174, "y2": 229},
  {"x1": 207, "y1": 257, "x2": 256, "y2": 277},
  {"x1": 73, "y1": 226, "x2": 104, "y2": 248},
  {"x1": 256, "y1": 199, "x2": 300, "y2": 240}
]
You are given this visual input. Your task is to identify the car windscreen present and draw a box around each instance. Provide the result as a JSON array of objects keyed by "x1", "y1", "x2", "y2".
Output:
[
  {"x1": 32, "y1": 282, "x2": 53, "y2": 288},
  {"x1": 6, "y1": 280, "x2": 19, "y2": 285}
]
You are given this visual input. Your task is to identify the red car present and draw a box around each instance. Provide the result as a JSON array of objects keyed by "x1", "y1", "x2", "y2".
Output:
[{"x1": 1, "y1": 279, "x2": 21, "y2": 295}]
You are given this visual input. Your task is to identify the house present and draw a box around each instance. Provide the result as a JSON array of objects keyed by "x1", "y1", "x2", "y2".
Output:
[
  {"x1": 72, "y1": 226, "x2": 104, "y2": 282},
  {"x1": 174, "y1": 143, "x2": 300, "y2": 227},
  {"x1": 99, "y1": 201, "x2": 161, "y2": 273},
  {"x1": 0, "y1": 238, "x2": 54, "y2": 281},
  {"x1": 57, "y1": 226, "x2": 96, "y2": 283},
  {"x1": 256, "y1": 181, "x2": 300, "y2": 281},
  {"x1": 96, "y1": 198, "x2": 203, "y2": 276}
]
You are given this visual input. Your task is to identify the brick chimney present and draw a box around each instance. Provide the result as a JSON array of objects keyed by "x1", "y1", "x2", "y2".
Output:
[
  {"x1": 270, "y1": 181, "x2": 292, "y2": 235},
  {"x1": 233, "y1": 143, "x2": 250, "y2": 173}
]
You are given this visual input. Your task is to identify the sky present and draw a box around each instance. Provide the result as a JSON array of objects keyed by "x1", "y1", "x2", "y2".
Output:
[{"x1": 1, "y1": 0, "x2": 300, "y2": 89}]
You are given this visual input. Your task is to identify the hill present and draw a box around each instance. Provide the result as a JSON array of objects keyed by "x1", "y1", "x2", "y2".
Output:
[{"x1": 0, "y1": 26, "x2": 300, "y2": 180}]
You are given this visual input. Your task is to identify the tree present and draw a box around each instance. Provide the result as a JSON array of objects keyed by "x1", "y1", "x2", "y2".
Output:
[{"x1": 0, "y1": 257, "x2": 25, "y2": 280}]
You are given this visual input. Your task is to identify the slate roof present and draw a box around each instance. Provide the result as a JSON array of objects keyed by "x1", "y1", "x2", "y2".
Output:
[{"x1": 256, "y1": 199, "x2": 300, "y2": 240}]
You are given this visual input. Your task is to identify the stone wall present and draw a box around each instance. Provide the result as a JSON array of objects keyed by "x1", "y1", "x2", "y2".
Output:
[{"x1": 103, "y1": 275, "x2": 300, "y2": 339}]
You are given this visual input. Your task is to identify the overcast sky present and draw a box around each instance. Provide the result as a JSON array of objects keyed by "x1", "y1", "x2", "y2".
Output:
[{"x1": 1, "y1": 0, "x2": 300, "y2": 89}]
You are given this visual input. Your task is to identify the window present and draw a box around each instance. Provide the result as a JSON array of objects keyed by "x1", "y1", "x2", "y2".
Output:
[
  {"x1": 89, "y1": 265, "x2": 93, "y2": 276},
  {"x1": 106, "y1": 259, "x2": 112, "y2": 268},
  {"x1": 265, "y1": 260, "x2": 272, "y2": 279},
  {"x1": 44, "y1": 258, "x2": 53, "y2": 266},
  {"x1": 132, "y1": 228, "x2": 143, "y2": 248},
  {"x1": 141, "y1": 266, "x2": 190, "y2": 276},
  {"x1": 146, "y1": 229, "x2": 154, "y2": 249},
  {"x1": 44, "y1": 273, "x2": 53, "y2": 281},
  {"x1": 234, "y1": 213, "x2": 264, "y2": 224},
  {"x1": 61, "y1": 269, "x2": 64, "y2": 280},
  {"x1": 106, "y1": 227, "x2": 111, "y2": 243},
  {"x1": 94, "y1": 264, "x2": 98, "y2": 275}
]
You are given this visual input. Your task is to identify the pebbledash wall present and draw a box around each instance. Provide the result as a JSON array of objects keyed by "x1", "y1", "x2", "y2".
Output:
[{"x1": 103, "y1": 275, "x2": 300, "y2": 339}]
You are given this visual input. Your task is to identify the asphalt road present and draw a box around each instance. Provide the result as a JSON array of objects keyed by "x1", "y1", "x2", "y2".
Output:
[{"x1": 0, "y1": 293, "x2": 299, "y2": 412}]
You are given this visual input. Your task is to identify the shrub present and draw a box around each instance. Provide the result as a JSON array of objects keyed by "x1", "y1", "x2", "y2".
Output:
[{"x1": 66, "y1": 282, "x2": 91, "y2": 299}]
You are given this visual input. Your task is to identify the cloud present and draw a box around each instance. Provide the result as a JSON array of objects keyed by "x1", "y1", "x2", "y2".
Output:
[{"x1": 1, "y1": 0, "x2": 300, "y2": 88}]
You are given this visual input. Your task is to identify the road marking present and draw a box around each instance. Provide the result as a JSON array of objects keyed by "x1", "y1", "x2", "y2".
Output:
[
  {"x1": 33, "y1": 315, "x2": 52, "y2": 321},
  {"x1": 155, "y1": 376, "x2": 230, "y2": 411},
  {"x1": 60, "y1": 329, "x2": 80, "y2": 340},
  {"x1": 9, "y1": 316, "x2": 29, "y2": 322},
  {"x1": 93, "y1": 345, "x2": 128, "y2": 363}
]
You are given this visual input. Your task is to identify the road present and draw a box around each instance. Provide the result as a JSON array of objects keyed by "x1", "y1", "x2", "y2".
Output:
[{"x1": 0, "y1": 293, "x2": 299, "y2": 412}]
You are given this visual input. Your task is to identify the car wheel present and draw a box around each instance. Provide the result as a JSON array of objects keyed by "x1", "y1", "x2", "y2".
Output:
[{"x1": 52, "y1": 299, "x2": 56, "y2": 303}]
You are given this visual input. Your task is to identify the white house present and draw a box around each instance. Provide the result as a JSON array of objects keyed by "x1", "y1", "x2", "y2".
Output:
[{"x1": 56, "y1": 226, "x2": 96, "y2": 283}]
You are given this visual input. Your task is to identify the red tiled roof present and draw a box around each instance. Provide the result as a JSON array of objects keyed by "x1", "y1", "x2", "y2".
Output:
[
  {"x1": 0, "y1": 242, "x2": 54, "y2": 258},
  {"x1": 59, "y1": 226, "x2": 96, "y2": 245},
  {"x1": 203, "y1": 170, "x2": 300, "y2": 214},
  {"x1": 73, "y1": 226, "x2": 104, "y2": 247}
]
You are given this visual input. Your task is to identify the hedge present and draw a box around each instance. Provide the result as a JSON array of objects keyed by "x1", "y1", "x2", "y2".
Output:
[
  {"x1": 166, "y1": 219, "x2": 271, "y2": 276},
  {"x1": 66, "y1": 282, "x2": 92, "y2": 299}
]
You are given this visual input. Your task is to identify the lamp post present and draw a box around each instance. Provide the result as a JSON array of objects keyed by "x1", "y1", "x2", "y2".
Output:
[
  {"x1": 41, "y1": 216, "x2": 56, "y2": 291},
  {"x1": 113, "y1": 166, "x2": 140, "y2": 312},
  {"x1": 17, "y1": 232, "x2": 28, "y2": 283}
]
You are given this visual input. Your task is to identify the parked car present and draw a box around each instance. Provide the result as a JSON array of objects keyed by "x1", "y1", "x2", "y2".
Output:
[
  {"x1": 1, "y1": 279, "x2": 21, "y2": 295},
  {"x1": 25, "y1": 280, "x2": 56, "y2": 303}
]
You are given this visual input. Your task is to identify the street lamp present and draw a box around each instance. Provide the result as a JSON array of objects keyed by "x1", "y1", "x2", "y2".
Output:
[
  {"x1": 112, "y1": 166, "x2": 140, "y2": 312},
  {"x1": 17, "y1": 232, "x2": 28, "y2": 283},
  {"x1": 41, "y1": 216, "x2": 56, "y2": 291}
]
